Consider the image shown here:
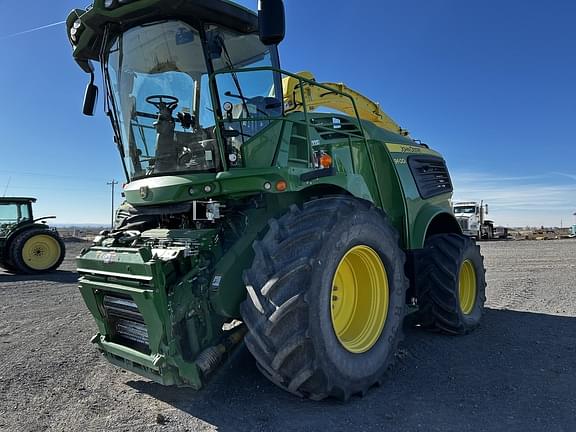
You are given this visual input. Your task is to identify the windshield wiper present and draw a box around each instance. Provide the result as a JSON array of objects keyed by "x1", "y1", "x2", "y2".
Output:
[{"x1": 218, "y1": 37, "x2": 251, "y2": 118}]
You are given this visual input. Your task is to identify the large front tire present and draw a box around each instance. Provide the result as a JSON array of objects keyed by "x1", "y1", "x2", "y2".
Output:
[{"x1": 240, "y1": 197, "x2": 408, "y2": 400}]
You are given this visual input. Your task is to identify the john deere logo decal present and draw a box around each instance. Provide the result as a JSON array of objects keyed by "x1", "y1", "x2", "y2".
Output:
[{"x1": 102, "y1": 252, "x2": 117, "y2": 264}]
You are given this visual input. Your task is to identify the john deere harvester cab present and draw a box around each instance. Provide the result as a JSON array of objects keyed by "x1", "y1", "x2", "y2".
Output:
[
  {"x1": 0, "y1": 197, "x2": 65, "y2": 274},
  {"x1": 67, "y1": 0, "x2": 487, "y2": 400}
]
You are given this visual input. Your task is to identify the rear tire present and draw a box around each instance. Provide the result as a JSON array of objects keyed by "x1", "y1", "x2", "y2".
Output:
[
  {"x1": 10, "y1": 229, "x2": 66, "y2": 274},
  {"x1": 416, "y1": 234, "x2": 486, "y2": 334},
  {"x1": 240, "y1": 196, "x2": 408, "y2": 400}
]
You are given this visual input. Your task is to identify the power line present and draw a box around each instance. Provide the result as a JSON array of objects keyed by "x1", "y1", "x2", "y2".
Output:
[
  {"x1": 0, "y1": 20, "x2": 66, "y2": 41},
  {"x1": 5, "y1": 185, "x2": 110, "y2": 193},
  {"x1": 0, "y1": 169, "x2": 112, "y2": 183}
]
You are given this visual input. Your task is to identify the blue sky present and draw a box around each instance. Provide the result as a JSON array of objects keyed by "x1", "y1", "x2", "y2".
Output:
[{"x1": 0, "y1": 0, "x2": 574, "y2": 226}]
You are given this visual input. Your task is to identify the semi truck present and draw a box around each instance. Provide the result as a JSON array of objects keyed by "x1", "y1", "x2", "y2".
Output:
[{"x1": 453, "y1": 201, "x2": 498, "y2": 240}]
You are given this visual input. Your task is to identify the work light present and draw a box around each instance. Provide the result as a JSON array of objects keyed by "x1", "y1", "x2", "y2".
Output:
[{"x1": 70, "y1": 19, "x2": 82, "y2": 43}]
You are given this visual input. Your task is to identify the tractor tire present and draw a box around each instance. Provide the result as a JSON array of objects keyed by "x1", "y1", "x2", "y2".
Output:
[
  {"x1": 10, "y1": 228, "x2": 66, "y2": 275},
  {"x1": 416, "y1": 234, "x2": 486, "y2": 334},
  {"x1": 240, "y1": 196, "x2": 408, "y2": 401}
]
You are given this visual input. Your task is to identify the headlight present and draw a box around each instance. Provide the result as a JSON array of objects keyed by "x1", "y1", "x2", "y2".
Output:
[
  {"x1": 104, "y1": 0, "x2": 136, "y2": 9},
  {"x1": 70, "y1": 19, "x2": 82, "y2": 43}
]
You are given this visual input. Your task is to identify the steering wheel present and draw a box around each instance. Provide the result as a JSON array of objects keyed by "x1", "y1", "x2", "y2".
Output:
[{"x1": 146, "y1": 95, "x2": 179, "y2": 111}]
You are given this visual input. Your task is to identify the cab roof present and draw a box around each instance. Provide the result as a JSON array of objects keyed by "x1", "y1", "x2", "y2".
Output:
[
  {"x1": 68, "y1": 0, "x2": 259, "y2": 72},
  {"x1": 0, "y1": 197, "x2": 36, "y2": 204}
]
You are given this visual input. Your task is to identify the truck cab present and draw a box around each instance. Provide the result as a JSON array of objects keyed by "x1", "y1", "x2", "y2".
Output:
[{"x1": 453, "y1": 201, "x2": 494, "y2": 240}]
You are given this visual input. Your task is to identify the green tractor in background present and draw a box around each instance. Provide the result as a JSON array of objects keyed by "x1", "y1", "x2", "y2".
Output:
[
  {"x1": 67, "y1": 0, "x2": 486, "y2": 400},
  {"x1": 0, "y1": 197, "x2": 66, "y2": 274}
]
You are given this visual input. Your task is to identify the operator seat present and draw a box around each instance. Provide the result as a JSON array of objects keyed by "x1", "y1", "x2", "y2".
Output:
[{"x1": 174, "y1": 129, "x2": 219, "y2": 171}]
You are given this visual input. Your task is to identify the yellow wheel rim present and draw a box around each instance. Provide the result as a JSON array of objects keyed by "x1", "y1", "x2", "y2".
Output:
[
  {"x1": 458, "y1": 259, "x2": 477, "y2": 315},
  {"x1": 22, "y1": 234, "x2": 61, "y2": 271},
  {"x1": 330, "y1": 245, "x2": 389, "y2": 354}
]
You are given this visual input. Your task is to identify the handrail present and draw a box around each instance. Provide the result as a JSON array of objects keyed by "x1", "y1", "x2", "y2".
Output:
[
  {"x1": 210, "y1": 66, "x2": 366, "y2": 125},
  {"x1": 209, "y1": 66, "x2": 370, "y2": 171},
  {"x1": 207, "y1": 67, "x2": 386, "y2": 208}
]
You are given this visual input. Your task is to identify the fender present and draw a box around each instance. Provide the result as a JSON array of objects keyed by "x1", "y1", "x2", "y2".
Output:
[
  {"x1": 5, "y1": 223, "x2": 54, "y2": 244},
  {"x1": 412, "y1": 203, "x2": 462, "y2": 249}
]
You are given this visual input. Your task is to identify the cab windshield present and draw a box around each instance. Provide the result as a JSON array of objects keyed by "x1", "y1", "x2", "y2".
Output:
[
  {"x1": 0, "y1": 202, "x2": 31, "y2": 233},
  {"x1": 454, "y1": 206, "x2": 477, "y2": 214},
  {"x1": 104, "y1": 20, "x2": 281, "y2": 179}
]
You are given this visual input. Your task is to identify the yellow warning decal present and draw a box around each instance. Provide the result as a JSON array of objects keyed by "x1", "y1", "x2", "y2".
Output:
[{"x1": 386, "y1": 143, "x2": 442, "y2": 157}]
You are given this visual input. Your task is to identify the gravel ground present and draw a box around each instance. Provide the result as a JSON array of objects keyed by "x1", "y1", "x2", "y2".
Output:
[{"x1": 1, "y1": 240, "x2": 575, "y2": 432}]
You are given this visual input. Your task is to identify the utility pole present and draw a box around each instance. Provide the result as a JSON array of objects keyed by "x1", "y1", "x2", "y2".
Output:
[
  {"x1": 107, "y1": 180, "x2": 118, "y2": 229},
  {"x1": 2, "y1": 176, "x2": 11, "y2": 197}
]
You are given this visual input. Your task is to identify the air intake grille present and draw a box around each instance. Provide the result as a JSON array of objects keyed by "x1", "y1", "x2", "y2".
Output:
[
  {"x1": 103, "y1": 295, "x2": 150, "y2": 352},
  {"x1": 407, "y1": 156, "x2": 453, "y2": 199},
  {"x1": 456, "y1": 217, "x2": 469, "y2": 231}
]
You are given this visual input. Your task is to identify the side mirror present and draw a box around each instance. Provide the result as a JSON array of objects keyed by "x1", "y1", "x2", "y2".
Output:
[
  {"x1": 485, "y1": 204, "x2": 489, "y2": 215},
  {"x1": 258, "y1": 0, "x2": 285, "y2": 45},
  {"x1": 83, "y1": 77, "x2": 99, "y2": 116}
]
